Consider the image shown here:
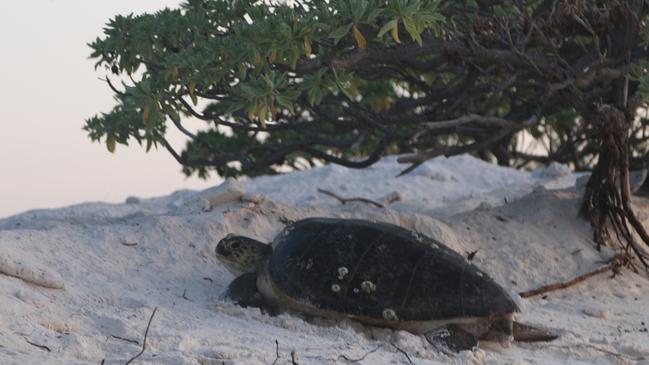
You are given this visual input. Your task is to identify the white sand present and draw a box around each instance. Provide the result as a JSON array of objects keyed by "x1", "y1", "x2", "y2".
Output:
[{"x1": 1, "y1": 155, "x2": 647, "y2": 364}]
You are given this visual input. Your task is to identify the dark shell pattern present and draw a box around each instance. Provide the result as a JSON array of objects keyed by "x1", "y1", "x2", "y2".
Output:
[{"x1": 268, "y1": 218, "x2": 518, "y2": 322}]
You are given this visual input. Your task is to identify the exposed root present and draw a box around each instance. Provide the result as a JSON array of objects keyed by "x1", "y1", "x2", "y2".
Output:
[{"x1": 581, "y1": 105, "x2": 649, "y2": 275}]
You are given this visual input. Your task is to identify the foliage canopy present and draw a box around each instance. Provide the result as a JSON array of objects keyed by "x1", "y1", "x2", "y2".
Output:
[{"x1": 87, "y1": 0, "x2": 649, "y2": 178}]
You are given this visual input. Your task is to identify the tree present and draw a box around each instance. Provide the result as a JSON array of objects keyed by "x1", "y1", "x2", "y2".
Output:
[{"x1": 86, "y1": 0, "x2": 649, "y2": 271}]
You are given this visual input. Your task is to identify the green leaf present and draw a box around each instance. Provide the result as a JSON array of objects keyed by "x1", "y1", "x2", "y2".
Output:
[
  {"x1": 378, "y1": 18, "x2": 398, "y2": 37},
  {"x1": 332, "y1": 68, "x2": 354, "y2": 100},
  {"x1": 240, "y1": 83, "x2": 266, "y2": 98},
  {"x1": 170, "y1": 109, "x2": 181, "y2": 123},
  {"x1": 225, "y1": 100, "x2": 248, "y2": 114},
  {"x1": 367, "y1": 8, "x2": 383, "y2": 21},
  {"x1": 288, "y1": 47, "x2": 300, "y2": 70},
  {"x1": 306, "y1": 88, "x2": 320, "y2": 106},
  {"x1": 281, "y1": 90, "x2": 301, "y2": 99},
  {"x1": 189, "y1": 82, "x2": 198, "y2": 105},
  {"x1": 106, "y1": 137, "x2": 116, "y2": 153},
  {"x1": 303, "y1": 36, "x2": 312, "y2": 56},
  {"x1": 238, "y1": 64, "x2": 248, "y2": 80},
  {"x1": 403, "y1": 16, "x2": 422, "y2": 46},
  {"x1": 146, "y1": 138, "x2": 154, "y2": 152},
  {"x1": 329, "y1": 22, "x2": 353, "y2": 44},
  {"x1": 276, "y1": 95, "x2": 295, "y2": 113},
  {"x1": 349, "y1": 0, "x2": 368, "y2": 22}
]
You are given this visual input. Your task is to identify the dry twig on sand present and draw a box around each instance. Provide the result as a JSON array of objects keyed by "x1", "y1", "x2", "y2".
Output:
[
  {"x1": 181, "y1": 288, "x2": 193, "y2": 302},
  {"x1": 271, "y1": 339, "x2": 280, "y2": 365},
  {"x1": 339, "y1": 346, "x2": 381, "y2": 363},
  {"x1": 390, "y1": 342, "x2": 414, "y2": 364},
  {"x1": 519, "y1": 256, "x2": 624, "y2": 298},
  {"x1": 317, "y1": 188, "x2": 384, "y2": 208},
  {"x1": 125, "y1": 307, "x2": 158, "y2": 365},
  {"x1": 24, "y1": 337, "x2": 51, "y2": 352},
  {"x1": 110, "y1": 335, "x2": 139, "y2": 345}
]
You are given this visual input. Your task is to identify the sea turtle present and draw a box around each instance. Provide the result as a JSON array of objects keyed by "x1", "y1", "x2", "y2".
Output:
[{"x1": 216, "y1": 218, "x2": 554, "y2": 351}]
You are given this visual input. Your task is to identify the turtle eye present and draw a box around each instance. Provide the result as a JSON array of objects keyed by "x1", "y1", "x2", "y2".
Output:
[{"x1": 230, "y1": 241, "x2": 241, "y2": 249}]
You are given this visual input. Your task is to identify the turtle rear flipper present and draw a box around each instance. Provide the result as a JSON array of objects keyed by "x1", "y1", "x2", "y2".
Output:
[
  {"x1": 424, "y1": 325, "x2": 478, "y2": 353},
  {"x1": 512, "y1": 321, "x2": 558, "y2": 342}
]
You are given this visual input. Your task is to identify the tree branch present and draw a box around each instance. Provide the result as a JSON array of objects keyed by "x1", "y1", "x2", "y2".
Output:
[
  {"x1": 397, "y1": 114, "x2": 539, "y2": 171},
  {"x1": 325, "y1": 39, "x2": 553, "y2": 72}
]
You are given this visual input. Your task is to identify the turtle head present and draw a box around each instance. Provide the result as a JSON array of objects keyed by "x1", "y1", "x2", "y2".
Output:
[{"x1": 216, "y1": 234, "x2": 272, "y2": 276}]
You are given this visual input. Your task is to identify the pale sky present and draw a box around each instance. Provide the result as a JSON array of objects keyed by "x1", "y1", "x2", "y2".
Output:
[{"x1": 0, "y1": 0, "x2": 221, "y2": 218}]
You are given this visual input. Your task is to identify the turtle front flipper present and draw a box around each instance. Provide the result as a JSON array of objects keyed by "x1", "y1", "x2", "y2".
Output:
[
  {"x1": 424, "y1": 325, "x2": 478, "y2": 353},
  {"x1": 222, "y1": 272, "x2": 265, "y2": 308},
  {"x1": 222, "y1": 272, "x2": 279, "y2": 315},
  {"x1": 512, "y1": 321, "x2": 558, "y2": 342}
]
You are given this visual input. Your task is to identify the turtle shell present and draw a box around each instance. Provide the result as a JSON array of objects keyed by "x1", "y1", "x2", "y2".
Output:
[{"x1": 267, "y1": 218, "x2": 518, "y2": 322}]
